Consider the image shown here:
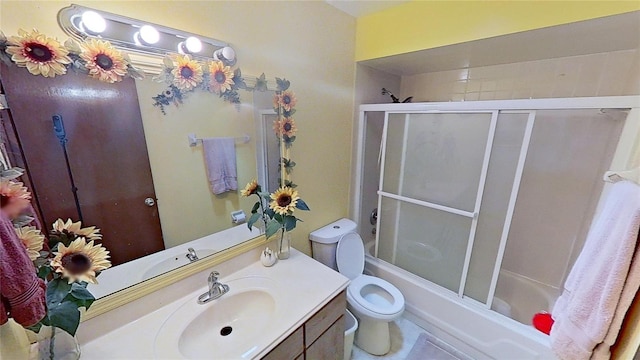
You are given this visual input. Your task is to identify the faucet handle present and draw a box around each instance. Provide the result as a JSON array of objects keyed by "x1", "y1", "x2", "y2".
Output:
[{"x1": 208, "y1": 271, "x2": 220, "y2": 285}]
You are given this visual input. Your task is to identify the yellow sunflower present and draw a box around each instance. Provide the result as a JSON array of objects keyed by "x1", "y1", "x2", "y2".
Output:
[
  {"x1": 5, "y1": 29, "x2": 71, "y2": 78},
  {"x1": 277, "y1": 90, "x2": 297, "y2": 112},
  {"x1": 171, "y1": 54, "x2": 203, "y2": 91},
  {"x1": 274, "y1": 117, "x2": 297, "y2": 137},
  {"x1": 52, "y1": 218, "x2": 102, "y2": 241},
  {"x1": 241, "y1": 179, "x2": 260, "y2": 197},
  {"x1": 269, "y1": 187, "x2": 299, "y2": 215},
  {"x1": 15, "y1": 226, "x2": 44, "y2": 261},
  {"x1": 0, "y1": 180, "x2": 31, "y2": 219},
  {"x1": 51, "y1": 237, "x2": 111, "y2": 284},
  {"x1": 208, "y1": 60, "x2": 234, "y2": 94},
  {"x1": 80, "y1": 39, "x2": 128, "y2": 83}
]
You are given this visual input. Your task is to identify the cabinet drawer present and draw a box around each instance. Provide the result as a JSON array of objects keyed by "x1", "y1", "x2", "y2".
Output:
[
  {"x1": 263, "y1": 326, "x2": 304, "y2": 360},
  {"x1": 306, "y1": 316, "x2": 346, "y2": 360},
  {"x1": 305, "y1": 291, "x2": 346, "y2": 345}
]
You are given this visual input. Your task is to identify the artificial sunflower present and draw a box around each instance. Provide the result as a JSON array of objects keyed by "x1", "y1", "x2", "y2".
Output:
[
  {"x1": 241, "y1": 179, "x2": 260, "y2": 197},
  {"x1": 5, "y1": 29, "x2": 71, "y2": 78},
  {"x1": 171, "y1": 54, "x2": 203, "y2": 91},
  {"x1": 80, "y1": 39, "x2": 128, "y2": 83},
  {"x1": 0, "y1": 180, "x2": 31, "y2": 218},
  {"x1": 50, "y1": 237, "x2": 111, "y2": 284},
  {"x1": 277, "y1": 90, "x2": 297, "y2": 112},
  {"x1": 274, "y1": 117, "x2": 297, "y2": 137},
  {"x1": 269, "y1": 187, "x2": 300, "y2": 215},
  {"x1": 15, "y1": 226, "x2": 44, "y2": 261},
  {"x1": 208, "y1": 60, "x2": 234, "y2": 94},
  {"x1": 52, "y1": 218, "x2": 102, "y2": 241}
]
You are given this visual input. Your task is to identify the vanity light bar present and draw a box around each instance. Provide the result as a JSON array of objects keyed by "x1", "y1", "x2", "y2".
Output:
[{"x1": 58, "y1": 4, "x2": 230, "y2": 62}]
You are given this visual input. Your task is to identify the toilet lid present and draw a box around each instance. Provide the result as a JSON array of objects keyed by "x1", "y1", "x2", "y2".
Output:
[{"x1": 336, "y1": 232, "x2": 365, "y2": 280}]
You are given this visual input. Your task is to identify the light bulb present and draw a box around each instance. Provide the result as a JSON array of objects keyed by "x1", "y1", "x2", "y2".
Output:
[
  {"x1": 220, "y1": 47, "x2": 235, "y2": 61},
  {"x1": 185, "y1": 37, "x2": 202, "y2": 53},
  {"x1": 213, "y1": 46, "x2": 236, "y2": 65},
  {"x1": 81, "y1": 11, "x2": 106, "y2": 34},
  {"x1": 139, "y1": 25, "x2": 159, "y2": 45}
]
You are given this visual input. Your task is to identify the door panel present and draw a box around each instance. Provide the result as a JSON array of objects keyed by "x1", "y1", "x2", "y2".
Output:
[{"x1": 0, "y1": 63, "x2": 164, "y2": 265}]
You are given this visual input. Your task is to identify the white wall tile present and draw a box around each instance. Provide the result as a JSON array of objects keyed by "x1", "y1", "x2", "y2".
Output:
[{"x1": 400, "y1": 49, "x2": 639, "y2": 102}]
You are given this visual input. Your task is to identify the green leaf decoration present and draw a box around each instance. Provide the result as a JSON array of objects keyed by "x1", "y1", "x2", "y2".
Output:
[
  {"x1": 283, "y1": 108, "x2": 296, "y2": 117},
  {"x1": 48, "y1": 300, "x2": 81, "y2": 336},
  {"x1": 0, "y1": 166, "x2": 25, "y2": 180},
  {"x1": 265, "y1": 220, "x2": 282, "y2": 239},
  {"x1": 255, "y1": 73, "x2": 268, "y2": 92},
  {"x1": 247, "y1": 212, "x2": 261, "y2": 230},
  {"x1": 0, "y1": 51, "x2": 13, "y2": 67},
  {"x1": 251, "y1": 202, "x2": 260, "y2": 214},
  {"x1": 37, "y1": 266, "x2": 52, "y2": 280},
  {"x1": 12, "y1": 215, "x2": 34, "y2": 227},
  {"x1": 64, "y1": 283, "x2": 95, "y2": 310},
  {"x1": 296, "y1": 199, "x2": 310, "y2": 211},
  {"x1": 46, "y1": 278, "x2": 72, "y2": 307},
  {"x1": 283, "y1": 215, "x2": 297, "y2": 231},
  {"x1": 276, "y1": 77, "x2": 290, "y2": 91}
]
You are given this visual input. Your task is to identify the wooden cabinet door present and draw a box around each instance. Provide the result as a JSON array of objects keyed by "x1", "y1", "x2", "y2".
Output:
[{"x1": 0, "y1": 63, "x2": 165, "y2": 265}]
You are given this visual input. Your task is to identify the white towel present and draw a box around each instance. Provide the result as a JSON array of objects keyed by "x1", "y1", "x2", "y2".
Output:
[
  {"x1": 550, "y1": 181, "x2": 640, "y2": 360},
  {"x1": 202, "y1": 137, "x2": 237, "y2": 195}
]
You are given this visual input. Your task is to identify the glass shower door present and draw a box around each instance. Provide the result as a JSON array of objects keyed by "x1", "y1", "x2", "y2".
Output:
[{"x1": 376, "y1": 112, "x2": 496, "y2": 293}]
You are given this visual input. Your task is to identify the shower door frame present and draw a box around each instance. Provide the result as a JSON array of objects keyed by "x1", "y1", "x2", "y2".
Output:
[{"x1": 353, "y1": 95, "x2": 640, "y2": 312}]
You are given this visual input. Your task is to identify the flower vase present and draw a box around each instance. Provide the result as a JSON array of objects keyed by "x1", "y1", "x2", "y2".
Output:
[
  {"x1": 33, "y1": 326, "x2": 80, "y2": 360},
  {"x1": 277, "y1": 229, "x2": 291, "y2": 260}
]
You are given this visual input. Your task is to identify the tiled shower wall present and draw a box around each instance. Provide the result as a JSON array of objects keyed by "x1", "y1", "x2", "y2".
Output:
[{"x1": 400, "y1": 49, "x2": 640, "y2": 102}]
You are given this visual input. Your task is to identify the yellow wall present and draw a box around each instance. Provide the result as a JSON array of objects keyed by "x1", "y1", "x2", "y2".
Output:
[
  {"x1": 356, "y1": 1, "x2": 640, "y2": 61},
  {"x1": 0, "y1": 1, "x2": 357, "y2": 255},
  {"x1": 135, "y1": 79, "x2": 259, "y2": 248}
]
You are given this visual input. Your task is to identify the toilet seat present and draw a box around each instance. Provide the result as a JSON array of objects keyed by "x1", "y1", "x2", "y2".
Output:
[
  {"x1": 336, "y1": 232, "x2": 404, "y2": 318},
  {"x1": 348, "y1": 275, "x2": 404, "y2": 316}
]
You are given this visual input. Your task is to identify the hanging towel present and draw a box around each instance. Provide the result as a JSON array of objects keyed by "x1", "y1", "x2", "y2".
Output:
[
  {"x1": 203, "y1": 137, "x2": 238, "y2": 195},
  {"x1": 0, "y1": 211, "x2": 46, "y2": 327},
  {"x1": 550, "y1": 181, "x2": 640, "y2": 360}
]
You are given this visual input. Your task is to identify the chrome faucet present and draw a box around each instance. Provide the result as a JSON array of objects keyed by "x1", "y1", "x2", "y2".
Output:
[
  {"x1": 186, "y1": 247, "x2": 199, "y2": 262},
  {"x1": 198, "y1": 271, "x2": 229, "y2": 304}
]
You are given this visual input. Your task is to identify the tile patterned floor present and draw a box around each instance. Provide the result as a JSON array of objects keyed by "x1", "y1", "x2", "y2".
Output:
[{"x1": 350, "y1": 316, "x2": 467, "y2": 360}]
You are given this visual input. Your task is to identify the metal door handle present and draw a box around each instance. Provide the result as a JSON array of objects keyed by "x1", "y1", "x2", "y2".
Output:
[{"x1": 144, "y1": 197, "x2": 156, "y2": 207}]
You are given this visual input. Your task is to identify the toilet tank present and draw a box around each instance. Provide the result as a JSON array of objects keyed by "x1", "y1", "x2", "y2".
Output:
[{"x1": 309, "y1": 218, "x2": 357, "y2": 270}]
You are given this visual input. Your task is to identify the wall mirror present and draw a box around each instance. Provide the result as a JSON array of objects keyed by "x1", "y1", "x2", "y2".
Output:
[{"x1": 0, "y1": 5, "x2": 297, "y2": 299}]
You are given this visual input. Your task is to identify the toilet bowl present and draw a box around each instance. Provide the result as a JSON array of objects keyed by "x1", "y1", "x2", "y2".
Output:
[
  {"x1": 309, "y1": 219, "x2": 406, "y2": 355},
  {"x1": 336, "y1": 232, "x2": 405, "y2": 355}
]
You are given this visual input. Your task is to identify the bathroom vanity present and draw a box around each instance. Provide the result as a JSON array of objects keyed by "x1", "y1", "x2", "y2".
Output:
[{"x1": 77, "y1": 247, "x2": 349, "y2": 359}]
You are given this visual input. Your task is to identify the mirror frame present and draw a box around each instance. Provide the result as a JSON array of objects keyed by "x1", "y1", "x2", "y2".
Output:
[{"x1": 0, "y1": 28, "x2": 299, "y2": 319}]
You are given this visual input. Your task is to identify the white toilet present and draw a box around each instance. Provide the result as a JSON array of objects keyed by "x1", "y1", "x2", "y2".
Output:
[{"x1": 310, "y1": 219, "x2": 405, "y2": 355}]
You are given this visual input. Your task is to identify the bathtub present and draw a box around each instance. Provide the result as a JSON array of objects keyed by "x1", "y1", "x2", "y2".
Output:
[
  {"x1": 492, "y1": 269, "x2": 560, "y2": 326},
  {"x1": 363, "y1": 243, "x2": 555, "y2": 359}
]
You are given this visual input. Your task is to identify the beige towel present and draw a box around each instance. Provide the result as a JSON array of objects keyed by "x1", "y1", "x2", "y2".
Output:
[{"x1": 550, "y1": 181, "x2": 640, "y2": 360}]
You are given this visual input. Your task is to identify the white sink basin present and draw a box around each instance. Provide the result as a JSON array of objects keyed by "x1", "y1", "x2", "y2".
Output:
[
  {"x1": 154, "y1": 276, "x2": 284, "y2": 359},
  {"x1": 142, "y1": 248, "x2": 217, "y2": 280}
]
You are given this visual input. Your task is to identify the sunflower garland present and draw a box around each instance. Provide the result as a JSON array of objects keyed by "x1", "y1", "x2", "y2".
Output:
[
  {"x1": 152, "y1": 55, "x2": 247, "y2": 113},
  {"x1": 79, "y1": 39, "x2": 128, "y2": 83},
  {"x1": 0, "y1": 29, "x2": 143, "y2": 82}
]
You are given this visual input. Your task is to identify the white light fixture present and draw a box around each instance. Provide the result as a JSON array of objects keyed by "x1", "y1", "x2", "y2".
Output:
[
  {"x1": 213, "y1": 46, "x2": 236, "y2": 66},
  {"x1": 80, "y1": 11, "x2": 106, "y2": 34},
  {"x1": 59, "y1": 5, "x2": 232, "y2": 61},
  {"x1": 185, "y1": 37, "x2": 202, "y2": 53},
  {"x1": 137, "y1": 25, "x2": 160, "y2": 45}
]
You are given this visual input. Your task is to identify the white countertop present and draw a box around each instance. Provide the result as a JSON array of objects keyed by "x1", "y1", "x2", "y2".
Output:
[
  {"x1": 79, "y1": 248, "x2": 350, "y2": 359},
  {"x1": 89, "y1": 225, "x2": 261, "y2": 299}
]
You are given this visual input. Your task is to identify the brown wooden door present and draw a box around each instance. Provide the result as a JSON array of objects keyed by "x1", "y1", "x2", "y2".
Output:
[{"x1": 0, "y1": 63, "x2": 165, "y2": 265}]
